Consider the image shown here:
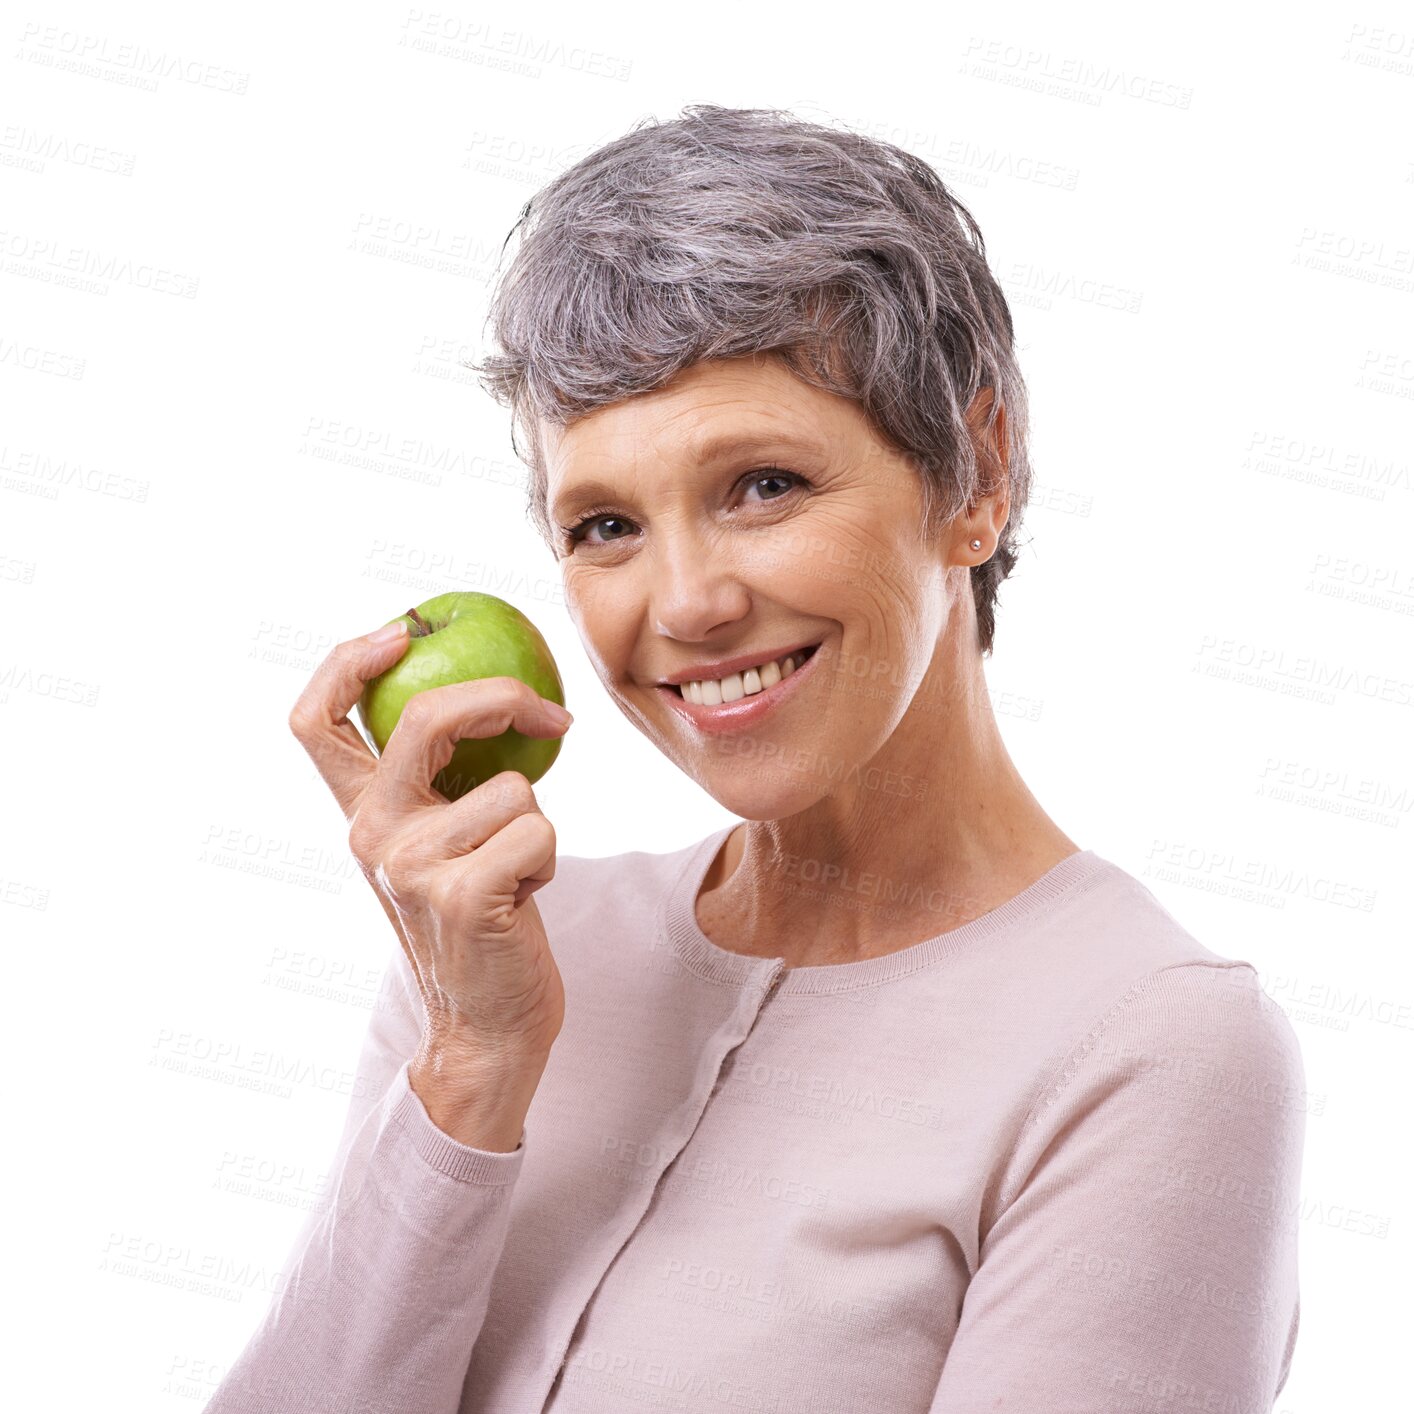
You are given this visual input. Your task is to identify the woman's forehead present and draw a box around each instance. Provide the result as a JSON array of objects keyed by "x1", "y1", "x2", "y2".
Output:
[{"x1": 540, "y1": 360, "x2": 852, "y2": 475}]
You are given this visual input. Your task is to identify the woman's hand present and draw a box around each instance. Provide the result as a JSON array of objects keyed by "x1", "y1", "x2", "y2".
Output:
[{"x1": 287, "y1": 622, "x2": 573, "y2": 1089}]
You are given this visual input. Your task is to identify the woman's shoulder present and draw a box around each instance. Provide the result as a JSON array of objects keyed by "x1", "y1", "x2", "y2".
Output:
[
  {"x1": 1058, "y1": 849, "x2": 1243, "y2": 969},
  {"x1": 1013, "y1": 952, "x2": 1310, "y2": 1195},
  {"x1": 1026, "y1": 851, "x2": 1306, "y2": 1107},
  {"x1": 1005, "y1": 849, "x2": 1303, "y2": 1085}
]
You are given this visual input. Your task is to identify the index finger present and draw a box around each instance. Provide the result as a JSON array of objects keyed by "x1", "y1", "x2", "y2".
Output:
[
  {"x1": 362, "y1": 675, "x2": 569, "y2": 822},
  {"x1": 287, "y1": 621, "x2": 411, "y2": 820}
]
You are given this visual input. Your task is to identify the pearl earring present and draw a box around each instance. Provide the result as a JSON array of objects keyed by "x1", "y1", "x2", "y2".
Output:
[{"x1": 969, "y1": 538, "x2": 982, "y2": 551}]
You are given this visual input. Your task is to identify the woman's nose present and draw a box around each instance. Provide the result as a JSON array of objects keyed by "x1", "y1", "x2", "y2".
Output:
[{"x1": 648, "y1": 533, "x2": 753, "y2": 642}]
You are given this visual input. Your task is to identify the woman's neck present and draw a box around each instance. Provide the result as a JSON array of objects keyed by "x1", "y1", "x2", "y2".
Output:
[{"x1": 694, "y1": 657, "x2": 1079, "y2": 968}]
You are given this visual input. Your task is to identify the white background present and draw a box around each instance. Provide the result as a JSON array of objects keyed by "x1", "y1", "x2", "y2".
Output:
[{"x1": 4, "y1": 2, "x2": 1411, "y2": 1409}]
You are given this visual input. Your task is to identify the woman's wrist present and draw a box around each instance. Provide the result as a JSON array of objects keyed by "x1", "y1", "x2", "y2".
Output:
[{"x1": 407, "y1": 1041, "x2": 547, "y2": 1153}]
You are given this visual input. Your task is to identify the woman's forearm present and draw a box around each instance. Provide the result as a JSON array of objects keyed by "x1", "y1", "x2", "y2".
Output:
[{"x1": 204, "y1": 1056, "x2": 527, "y2": 1414}]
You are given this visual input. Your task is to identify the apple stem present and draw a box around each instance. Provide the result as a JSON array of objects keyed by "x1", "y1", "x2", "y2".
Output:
[{"x1": 406, "y1": 607, "x2": 432, "y2": 637}]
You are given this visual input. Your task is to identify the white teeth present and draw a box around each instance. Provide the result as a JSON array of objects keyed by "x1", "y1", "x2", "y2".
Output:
[{"x1": 677, "y1": 647, "x2": 814, "y2": 702}]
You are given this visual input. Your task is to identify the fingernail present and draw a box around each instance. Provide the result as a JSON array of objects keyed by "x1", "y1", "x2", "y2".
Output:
[
  {"x1": 546, "y1": 702, "x2": 573, "y2": 724},
  {"x1": 369, "y1": 621, "x2": 407, "y2": 643}
]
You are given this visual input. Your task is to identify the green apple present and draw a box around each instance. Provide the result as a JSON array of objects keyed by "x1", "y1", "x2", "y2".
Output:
[{"x1": 356, "y1": 591, "x2": 567, "y2": 801}]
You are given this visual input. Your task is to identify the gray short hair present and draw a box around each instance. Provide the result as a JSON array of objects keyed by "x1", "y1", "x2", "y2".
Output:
[{"x1": 468, "y1": 103, "x2": 1033, "y2": 655}]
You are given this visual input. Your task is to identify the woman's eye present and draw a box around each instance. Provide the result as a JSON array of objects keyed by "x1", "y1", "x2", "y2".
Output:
[
  {"x1": 563, "y1": 511, "x2": 637, "y2": 549},
  {"x1": 575, "y1": 515, "x2": 634, "y2": 547},
  {"x1": 746, "y1": 470, "x2": 800, "y2": 501},
  {"x1": 564, "y1": 468, "x2": 805, "y2": 550}
]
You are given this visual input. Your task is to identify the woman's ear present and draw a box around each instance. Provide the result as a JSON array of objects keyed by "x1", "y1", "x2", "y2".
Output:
[{"x1": 964, "y1": 387, "x2": 1009, "y2": 482}]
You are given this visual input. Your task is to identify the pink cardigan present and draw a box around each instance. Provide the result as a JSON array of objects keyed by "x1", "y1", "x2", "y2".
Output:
[{"x1": 205, "y1": 827, "x2": 1305, "y2": 1412}]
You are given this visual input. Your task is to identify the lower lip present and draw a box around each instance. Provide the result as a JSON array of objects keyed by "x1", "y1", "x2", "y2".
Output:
[{"x1": 657, "y1": 642, "x2": 826, "y2": 735}]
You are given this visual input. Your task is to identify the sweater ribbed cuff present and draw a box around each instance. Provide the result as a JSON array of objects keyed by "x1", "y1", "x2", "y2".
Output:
[{"x1": 387, "y1": 1061, "x2": 527, "y2": 1184}]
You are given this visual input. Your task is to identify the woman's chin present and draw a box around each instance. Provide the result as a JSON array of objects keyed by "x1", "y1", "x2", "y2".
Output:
[{"x1": 691, "y1": 772, "x2": 825, "y2": 823}]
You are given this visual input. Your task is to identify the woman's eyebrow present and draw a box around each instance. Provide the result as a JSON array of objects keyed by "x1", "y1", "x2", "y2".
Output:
[
  {"x1": 686, "y1": 430, "x2": 826, "y2": 463},
  {"x1": 552, "y1": 432, "x2": 826, "y2": 520},
  {"x1": 550, "y1": 478, "x2": 622, "y2": 521}
]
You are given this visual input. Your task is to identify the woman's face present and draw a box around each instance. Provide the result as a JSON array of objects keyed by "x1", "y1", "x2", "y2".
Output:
[{"x1": 540, "y1": 354, "x2": 994, "y2": 819}]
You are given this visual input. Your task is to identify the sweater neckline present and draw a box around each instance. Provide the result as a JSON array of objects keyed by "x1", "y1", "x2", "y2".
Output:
[{"x1": 660, "y1": 824, "x2": 1110, "y2": 996}]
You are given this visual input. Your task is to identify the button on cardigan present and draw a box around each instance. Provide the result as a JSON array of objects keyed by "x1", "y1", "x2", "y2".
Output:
[{"x1": 205, "y1": 826, "x2": 1305, "y2": 1413}]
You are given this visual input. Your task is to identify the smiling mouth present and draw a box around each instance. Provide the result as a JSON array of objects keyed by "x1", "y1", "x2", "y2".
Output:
[{"x1": 670, "y1": 641, "x2": 823, "y2": 703}]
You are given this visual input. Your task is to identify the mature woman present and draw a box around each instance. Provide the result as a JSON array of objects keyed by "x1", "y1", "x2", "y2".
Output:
[{"x1": 208, "y1": 105, "x2": 1305, "y2": 1413}]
